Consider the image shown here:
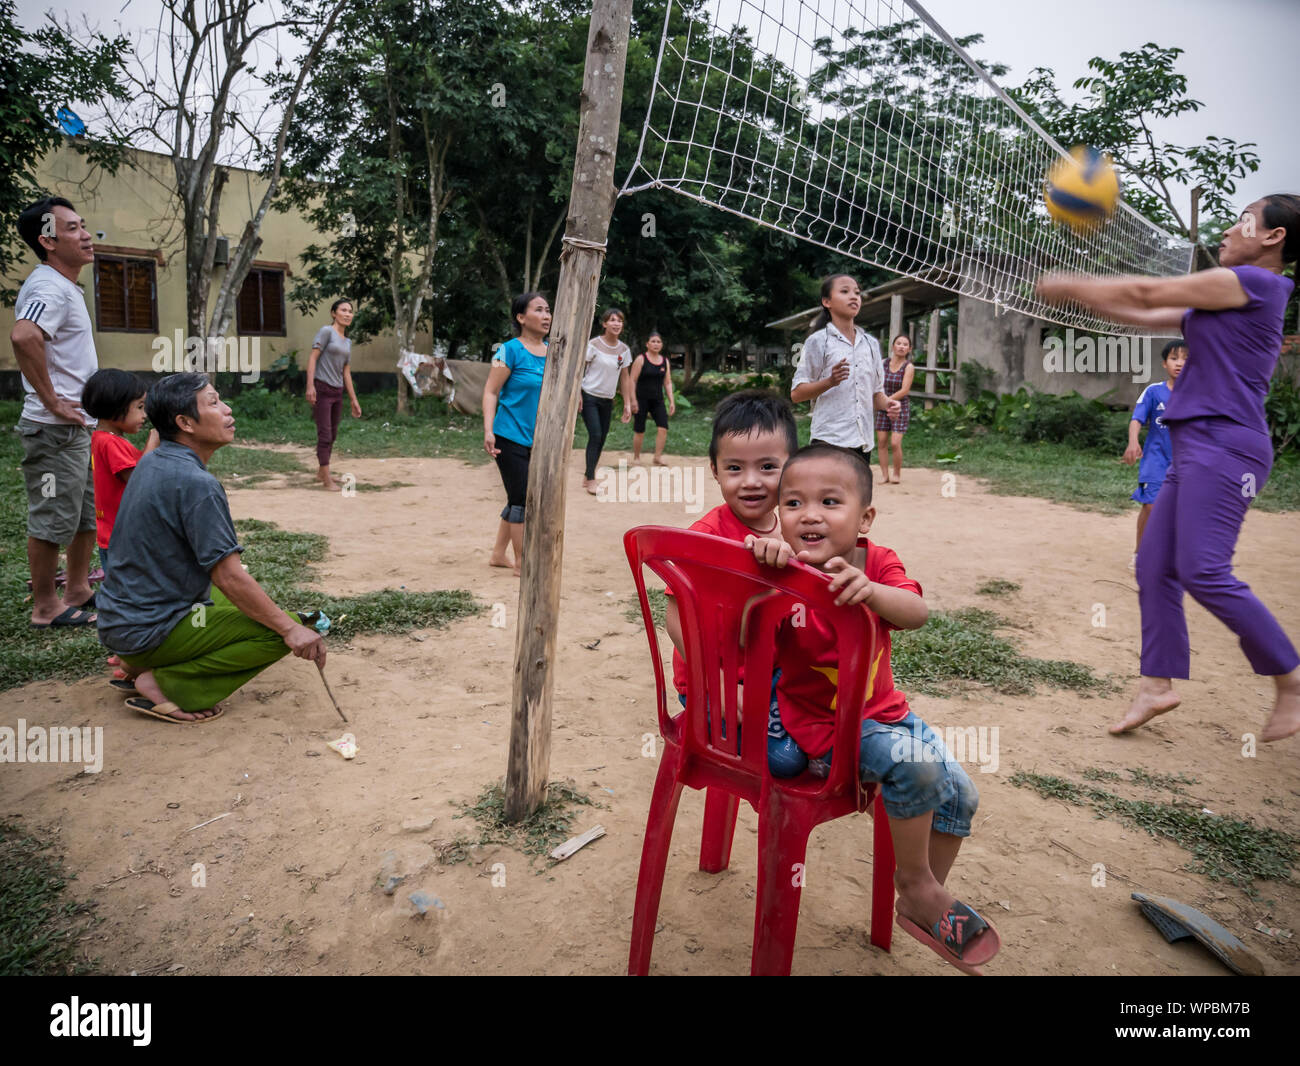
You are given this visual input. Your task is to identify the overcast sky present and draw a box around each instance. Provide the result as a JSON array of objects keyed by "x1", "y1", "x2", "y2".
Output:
[
  {"x1": 22, "y1": 0, "x2": 1296, "y2": 215},
  {"x1": 918, "y1": 0, "x2": 1296, "y2": 210}
]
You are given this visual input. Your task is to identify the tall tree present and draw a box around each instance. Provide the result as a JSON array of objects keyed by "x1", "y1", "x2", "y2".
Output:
[
  {"x1": 0, "y1": 0, "x2": 129, "y2": 302},
  {"x1": 72, "y1": 0, "x2": 346, "y2": 347},
  {"x1": 1012, "y1": 44, "x2": 1260, "y2": 243},
  {"x1": 281, "y1": 0, "x2": 534, "y2": 408}
]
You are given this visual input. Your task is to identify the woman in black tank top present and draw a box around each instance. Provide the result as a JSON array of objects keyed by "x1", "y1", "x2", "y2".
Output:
[{"x1": 630, "y1": 332, "x2": 676, "y2": 464}]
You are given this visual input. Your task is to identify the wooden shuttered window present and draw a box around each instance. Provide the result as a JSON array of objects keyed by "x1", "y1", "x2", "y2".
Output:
[
  {"x1": 94, "y1": 255, "x2": 157, "y2": 333},
  {"x1": 236, "y1": 268, "x2": 286, "y2": 336}
]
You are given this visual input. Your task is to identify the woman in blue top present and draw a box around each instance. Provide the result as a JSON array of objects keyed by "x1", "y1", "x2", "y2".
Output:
[{"x1": 483, "y1": 292, "x2": 550, "y2": 576}]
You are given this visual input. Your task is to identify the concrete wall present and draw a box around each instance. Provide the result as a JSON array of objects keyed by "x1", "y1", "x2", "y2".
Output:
[
  {"x1": 957, "y1": 297, "x2": 1182, "y2": 408},
  {"x1": 1, "y1": 142, "x2": 418, "y2": 381}
]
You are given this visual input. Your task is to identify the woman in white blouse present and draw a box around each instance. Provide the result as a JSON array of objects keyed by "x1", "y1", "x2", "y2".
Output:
[{"x1": 580, "y1": 308, "x2": 636, "y2": 494}]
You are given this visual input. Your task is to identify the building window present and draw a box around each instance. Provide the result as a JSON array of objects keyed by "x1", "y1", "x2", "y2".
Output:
[
  {"x1": 237, "y1": 268, "x2": 286, "y2": 336},
  {"x1": 94, "y1": 255, "x2": 157, "y2": 333}
]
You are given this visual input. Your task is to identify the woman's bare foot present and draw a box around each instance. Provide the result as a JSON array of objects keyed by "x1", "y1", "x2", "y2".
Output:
[
  {"x1": 584, "y1": 478, "x2": 599, "y2": 495},
  {"x1": 317, "y1": 469, "x2": 339, "y2": 491},
  {"x1": 488, "y1": 554, "x2": 514, "y2": 569},
  {"x1": 1110, "y1": 677, "x2": 1180, "y2": 734},
  {"x1": 1261, "y1": 669, "x2": 1300, "y2": 742},
  {"x1": 652, "y1": 456, "x2": 668, "y2": 467}
]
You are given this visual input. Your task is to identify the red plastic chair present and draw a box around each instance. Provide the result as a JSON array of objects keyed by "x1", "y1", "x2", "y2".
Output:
[{"x1": 624, "y1": 526, "x2": 896, "y2": 975}]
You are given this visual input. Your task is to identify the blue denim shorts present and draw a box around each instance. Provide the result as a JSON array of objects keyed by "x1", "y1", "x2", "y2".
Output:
[{"x1": 769, "y1": 707, "x2": 978, "y2": 837}]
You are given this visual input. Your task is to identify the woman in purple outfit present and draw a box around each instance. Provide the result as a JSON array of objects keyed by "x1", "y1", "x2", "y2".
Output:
[{"x1": 1036, "y1": 194, "x2": 1300, "y2": 743}]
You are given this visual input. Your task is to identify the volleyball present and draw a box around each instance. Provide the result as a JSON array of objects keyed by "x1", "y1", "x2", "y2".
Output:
[{"x1": 1044, "y1": 146, "x2": 1120, "y2": 234}]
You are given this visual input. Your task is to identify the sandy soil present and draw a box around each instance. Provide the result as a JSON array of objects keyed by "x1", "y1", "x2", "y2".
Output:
[{"x1": 2, "y1": 443, "x2": 1298, "y2": 976}]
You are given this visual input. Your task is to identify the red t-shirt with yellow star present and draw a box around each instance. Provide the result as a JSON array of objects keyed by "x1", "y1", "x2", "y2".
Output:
[{"x1": 775, "y1": 539, "x2": 919, "y2": 758}]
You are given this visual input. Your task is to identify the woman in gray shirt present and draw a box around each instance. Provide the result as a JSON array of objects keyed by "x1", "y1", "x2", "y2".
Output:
[{"x1": 306, "y1": 298, "x2": 362, "y2": 490}]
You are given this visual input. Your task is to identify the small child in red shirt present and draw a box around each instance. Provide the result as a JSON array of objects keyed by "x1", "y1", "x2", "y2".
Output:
[
  {"x1": 82, "y1": 369, "x2": 159, "y2": 581},
  {"x1": 745, "y1": 442, "x2": 1000, "y2": 974}
]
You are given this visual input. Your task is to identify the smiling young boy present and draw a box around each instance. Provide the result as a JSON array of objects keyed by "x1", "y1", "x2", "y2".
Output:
[
  {"x1": 663, "y1": 390, "x2": 798, "y2": 670},
  {"x1": 744, "y1": 442, "x2": 1001, "y2": 973}
]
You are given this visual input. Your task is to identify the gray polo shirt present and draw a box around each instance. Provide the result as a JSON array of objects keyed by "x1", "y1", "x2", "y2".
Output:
[
  {"x1": 96, "y1": 441, "x2": 244, "y2": 655},
  {"x1": 311, "y1": 325, "x2": 351, "y2": 388}
]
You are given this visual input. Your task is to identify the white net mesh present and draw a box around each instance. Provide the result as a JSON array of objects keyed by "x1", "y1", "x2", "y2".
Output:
[{"x1": 623, "y1": 0, "x2": 1194, "y2": 331}]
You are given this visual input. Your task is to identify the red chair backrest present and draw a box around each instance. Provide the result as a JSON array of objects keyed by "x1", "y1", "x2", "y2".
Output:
[{"x1": 624, "y1": 526, "x2": 880, "y2": 806}]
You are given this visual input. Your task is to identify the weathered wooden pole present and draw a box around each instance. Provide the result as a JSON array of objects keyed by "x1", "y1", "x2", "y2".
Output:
[
  {"x1": 504, "y1": 0, "x2": 635, "y2": 822},
  {"x1": 925, "y1": 308, "x2": 940, "y2": 410}
]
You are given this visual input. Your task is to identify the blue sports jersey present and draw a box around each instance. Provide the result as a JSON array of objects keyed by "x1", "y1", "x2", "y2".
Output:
[
  {"x1": 491, "y1": 337, "x2": 547, "y2": 447},
  {"x1": 1132, "y1": 381, "x2": 1173, "y2": 485}
]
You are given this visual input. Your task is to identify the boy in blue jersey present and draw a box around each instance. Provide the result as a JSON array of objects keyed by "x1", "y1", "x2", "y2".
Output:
[{"x1": 1123, "y1": 340, "x2": 1188, "y2": 568}]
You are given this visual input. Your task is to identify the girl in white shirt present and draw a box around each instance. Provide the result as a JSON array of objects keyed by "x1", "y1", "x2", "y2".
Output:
[
  {"x1": 580, "y1": 308, "x2": 635, "y2": 494},
  {"x1": 790, "y1": 275, "x2": 899, "y2": 451}
]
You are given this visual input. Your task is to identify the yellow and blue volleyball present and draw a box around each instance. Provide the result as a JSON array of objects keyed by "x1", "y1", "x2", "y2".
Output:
[{"x1": 1044, "y1": 146, "x2": 1120, "y2": 234}]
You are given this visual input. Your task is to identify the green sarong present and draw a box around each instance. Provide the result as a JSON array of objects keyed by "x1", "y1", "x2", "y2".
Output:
[{"x1": 121, "y1": 589, "x2": 291, "y2": 711}]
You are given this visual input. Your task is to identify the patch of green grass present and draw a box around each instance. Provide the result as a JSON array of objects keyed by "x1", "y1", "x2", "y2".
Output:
[
  {"x1": 1011, "y1": 770, "x2": 1299, "y2": 889},
  {"x1": 234, "y1": 518, "x2": 479, "y2": 640},
  {"x1": 624, "y1": 588, "x2": 670, "y2": 629},
  {"x1": 449, "y1": 780, "x2": 604, "y2": 865},
  {"x1": 1126, "y1": 767, "x2": 1200, "y2": 794},
  {"x1": 905, "y1": 415, "x2": 1300, "y2": 513},
  {"x1": 975, "y1": 578, "x2": 1021, "y2": 597},
  {"x1": 207, "y1": 446, "x2": 306, "y2": 483},
  {"x1": 892, "y1": 607, "x2": 1114, "y2": 697},
  {"x1": 350, "y1": 479, "x2": 414, "y2": 493},
  {"x1": 1081, "y1": 767, "x2": 1121, "y2": 782},
  {"x1": 1009, "y1": 771, "x2": 1087, "y2": 805},
  {"x1": 0, "y1": 820, "x2": 98, "y2": 975}
]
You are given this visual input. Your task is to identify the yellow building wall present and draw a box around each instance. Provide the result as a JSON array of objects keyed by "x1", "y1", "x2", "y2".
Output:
[{"x1": 1, "y1": 142, "x2": 417, "y2": 378}]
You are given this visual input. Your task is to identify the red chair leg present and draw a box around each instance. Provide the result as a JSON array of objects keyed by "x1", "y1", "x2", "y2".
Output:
[
  {"x1": 628, "y1": 745, "x2": 685, "y2": 976},
  {"x1": 699, "y1": 788, "x2": 740, "y2": 873},
  {"x1": 751, "y1": 791, "x2": 817, "y2": 976},
  {"x1": 870, "y1": 791, "x2": 895, "y2": 951}
]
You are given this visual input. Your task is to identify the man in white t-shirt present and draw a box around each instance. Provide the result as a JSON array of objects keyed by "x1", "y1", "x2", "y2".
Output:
[{"x1": 11, "y1": 197, "x2": 100, "y2": 627}]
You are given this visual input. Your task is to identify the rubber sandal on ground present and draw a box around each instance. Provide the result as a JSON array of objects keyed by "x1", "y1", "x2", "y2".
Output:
[
  {"x1": 109, "y1": 678, "x2": 139, "y2": 693},
  {"x1": 896, "y1": 902, "x2": 1001, "y2": 974},
  {"x1": 125, "y1": 696, "x2": 224, "y2": 724},
  {"x1": 30, "y1": 605, "x2": 96, "y2": 629}
]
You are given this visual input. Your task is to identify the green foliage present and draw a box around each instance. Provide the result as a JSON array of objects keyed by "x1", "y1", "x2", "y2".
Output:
[
  {"x1": 892, "y1": 608, "x2": 1114, "y2": 698},
  {"x1": 975, "y1": 579, "x2": 1021, "y2": 597},
  {"x1": 624, "y1": 588, "x2": 669, "y2": 629},
  {"x1": 1012, "y1": 43, "x2": 1259, "y2": 239},
  {"x1": 923, "y1": 387, "x2": 1126, "y2": 452},
  {"x1": 233, "y1": 517, "x2": 480, "y2": 640},
  {"x1": 450, "y1": 780, "x2": 604, "y2": 864},
  {"x1": 0, "y1": 0, "x2": 130, "y2": 302},
  {"x1": 0, "y1": 820, "x2": 98, "y2": 975},
  {"x1": 1266, "y1": 352, "x2": 1300, "y2": 455},
  {"x1": 1011, "y1": 771, "x2": 1297, "y2": 889}
]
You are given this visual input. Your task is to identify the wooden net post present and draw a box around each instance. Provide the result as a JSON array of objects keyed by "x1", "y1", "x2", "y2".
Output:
[{"x1": 504, "y1": 0, "x2": 635, "y2": 822}]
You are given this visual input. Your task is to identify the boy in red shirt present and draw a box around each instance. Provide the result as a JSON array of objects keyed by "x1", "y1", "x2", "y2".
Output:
[
  {"x1": 82, "y1": 369, "x2": 158, "y2": 581},
  {"x1": 664, "y1": 390, "x2": 799, "y2": 709},
  {"x1": 745, "y1": 442, "x2": 1000, "y2": 974}
]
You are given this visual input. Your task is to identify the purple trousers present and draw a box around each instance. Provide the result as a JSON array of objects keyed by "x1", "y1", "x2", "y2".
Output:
[
  {"x1": 313, "y1": 379, "x2": 343, "y2": 466},
  {"x1": 1137, "y1": 417, "x2": 1298, "y2": 679}
]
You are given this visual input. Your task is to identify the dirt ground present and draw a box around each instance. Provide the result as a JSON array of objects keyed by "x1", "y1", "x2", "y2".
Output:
[{"x1": 3, "y1": 443, "x2": 1298, "y2": 976}]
